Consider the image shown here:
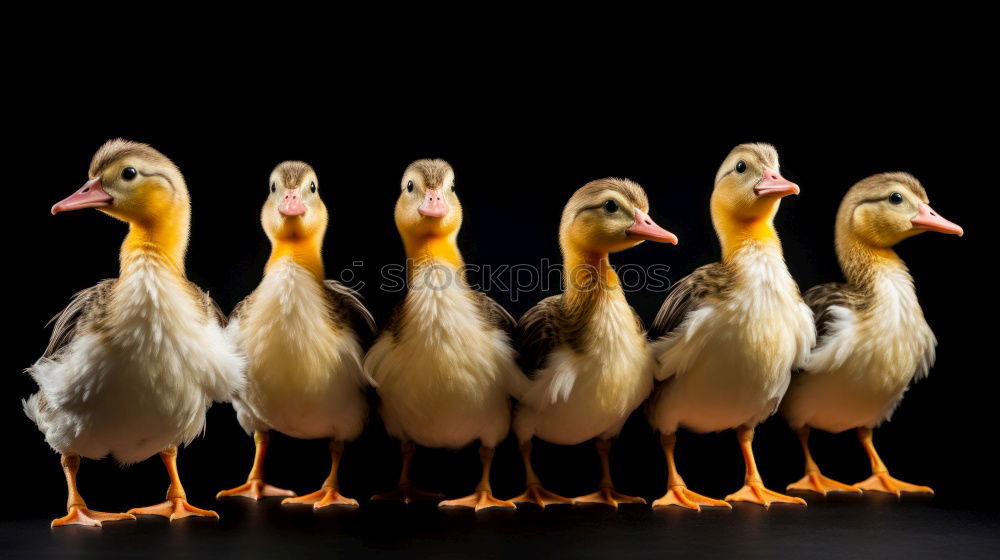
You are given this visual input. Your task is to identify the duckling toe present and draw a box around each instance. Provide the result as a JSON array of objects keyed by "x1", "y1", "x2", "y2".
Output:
[{"x1": 216, "y1": 479, "x2": 297, "y2": 501}]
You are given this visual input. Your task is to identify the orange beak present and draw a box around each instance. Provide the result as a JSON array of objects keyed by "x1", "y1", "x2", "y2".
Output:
[
  {"x1": 52, "y1": 178, "x2": 113, "y2": 215},
  {"x1": 754, "y1": 166, "x2": 800, "y2": 198},
  {"x1": 911, "y1": 202, "x2": 963, "y2": 236},
  {"x1": 626, "y1": 209, "x2": 678, "y2": 244}
]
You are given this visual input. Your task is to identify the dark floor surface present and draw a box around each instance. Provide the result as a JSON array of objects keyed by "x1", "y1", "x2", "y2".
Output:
[{"x1": 2, "y1": 494, "x2": 997, "y2": 559}]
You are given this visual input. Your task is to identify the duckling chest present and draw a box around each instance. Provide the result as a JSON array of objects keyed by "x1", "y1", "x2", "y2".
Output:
[
  {"x1": 237, "y1": 260, "x2": 363, "y2": 393},
  {"x1": 384, "y1": 266, "x2": 513, "y2": 392},
  {"x1": 104, "y1": 257, "x2": 237, "y2": 394},
  {"x1": 568, "y1": 296, "x2": 653, "y2": 412},
  {"x1": 828, "y1": 270, "x2": 936, "y2": 393},
  {"x1": 712, "y1": 248, "x2": 815, "y2": 380}
]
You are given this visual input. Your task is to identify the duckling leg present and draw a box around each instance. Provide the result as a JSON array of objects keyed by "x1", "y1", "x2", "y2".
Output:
[
  {"x1": 282, "y1": 439, "x2": 358, "y2": 508},
  {"x1": 652, "y1": 433, "x2": 731, "y2": 510},
  {"x1": 786, "y1": 427, "x2": 862, "y2": 495},
  {"x1": 574, "y1": 438, "x2": 647, "y2": 508},
  {"x1": 853, "y1": 427, "x2": 933, "y2": 496},
  {"x1": 51, "y1": 454, "x2": 136, "y2": 528},
  {"x1": 725, "y1": 426, "x2": 807, "y2": 507},
  {"x1": 371, "y1": 441, "x2": 445, "y2": 503},
  {"x1": 509, "y1": 439, "x2": 575, "y2": 508},
  {"x1": 128, "y1": 447, "x2": 219, "y2": 520},
  {"x1": 439, "y1": 445, "x2": 517, "y2": 511},
  {"x1": 216, "y1": 431, "x2": 296, "y2": 501}
]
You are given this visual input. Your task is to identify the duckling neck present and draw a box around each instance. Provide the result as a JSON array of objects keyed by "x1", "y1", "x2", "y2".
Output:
[
  {"x1": 267, "y1": 236, "x2": 325, "y2": 280},
  {"x1": 120, "y1": 208, "x2": 190, "y2": 274},
  {"x1": 403, "y1": 233, "x2": 464, "y2": 274},
  {"x1": 837, "y1": 234, "x2": 906, "y2": 290},
  {"x1": 714, "y1": 214, "x2": 782, "y2": 262},
  {"x1": 563, "y1": 249, "x2": 622, "y2": 306}
]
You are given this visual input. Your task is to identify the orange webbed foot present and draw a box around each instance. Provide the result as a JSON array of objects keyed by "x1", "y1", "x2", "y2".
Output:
[
  {"x1": 128, "y1": 498, "x2": 219, "y2": 521},
  {"x1": 573, "y1": 487, "x2": 646, "y2": 509},
  {"x1": 439, "y1": 490, "x2": 517, "y2": 511},
  {"x1": 787, "y1": 471, "x2": 862, "y2": 496},
  {"x1": 652, "y1": 485, "x2": 731, "y2": 511},
  {"x1": 51, "y1": 506, "x2": 135, "y2": 528},
  {"x1": 216, "y1": 479, "x2": 296, "y2": 501},
  {"x1": 510, "y1": 484, "x2": 575, "y2": 508},
  {"x1": 371, "y1": 484, "x2": 445, "y2": 505},
  {"x1": 726, "y1": 482, "x2": 807, "y2": 508},
  {"x1": 282, "y1": 487, "x2": 358, "y2": 509},
  {"x1": 854, "y1": 472, "x2": 933, "y2": 496}
]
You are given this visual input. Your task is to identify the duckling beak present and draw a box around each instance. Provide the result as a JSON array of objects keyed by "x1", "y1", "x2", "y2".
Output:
[
  {"x1": 51, "y1": 178, "x2": 113, "y2": 215},
  {"x1": 754, "y1": 167, "x2": 800, "y2": 198},
  {"x1": 418, "y1": 189, "x2": 449, "y2": 218},
  {"x1": 278, "y1": 189, "x2": 307, "y2": 217},
  {"x1": 911, "y1": 202, "x2": 963, "y2": 236},
  {"x1": 626, "y1": 209, "x2": 678, "y2": 244}
]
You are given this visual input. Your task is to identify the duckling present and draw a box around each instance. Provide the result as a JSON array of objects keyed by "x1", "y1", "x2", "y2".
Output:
[
  {"x1": 365, "y1": 159, "x2": 524, "y2": 511},
  {"x1": 24, "y1": 140, "x2": 244, "y2": 526},
  {"x1": 648, "y1": 143, "x2": 814, "y2": 509},
  {"x1": 216, "y1": 162, "x2": 375, "y2": 507},
  {"x1": 512, "y1": 179, "x2": 677, "y2": 508},
  {"x1": 781, "y1": 173, "x2": 962, "y2": 496}
]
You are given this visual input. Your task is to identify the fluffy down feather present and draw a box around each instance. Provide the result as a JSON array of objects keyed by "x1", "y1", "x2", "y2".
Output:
[
  {"x1": 514, "y1": 292, "x2": 655, "y2": 445},
  {"x1": 782, "y1": 264, "x2": 936, "y2": 432},
  {"x1": 25, "y1": 254, "x2": 245, "y2": 463},
  {"x1": 228, "y1": 258, "x2": 369, "y2": 441},
  {"x1": 650, "y1": 244, "x2": 815, "y2": 434},
  {"x1": 365, "y1": 264, "x2": 523, "y2": 449}
]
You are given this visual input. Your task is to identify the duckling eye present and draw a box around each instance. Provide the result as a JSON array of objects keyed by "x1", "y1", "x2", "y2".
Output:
[
  {"x1": 270, "y1": 182, "x2": 276, "y2": 193},
  {"x1": 121, "y1": 167, "x2": 137, "y2": 181},
  {"x1": 603, "y1": 199, "x2": 619, "y2": 213},
  {"x1": 735, "y1": 160, "x2": 747, "y2": 174},
  {"x1": 310, "y1": 182, "x2": 317, "y2": 193},
  {"x1": 888, "y1": 192, "x2": 903, "y2": 205},
  {"x1": 406, "y1": 180, "x2": 414, "y2": 193}
]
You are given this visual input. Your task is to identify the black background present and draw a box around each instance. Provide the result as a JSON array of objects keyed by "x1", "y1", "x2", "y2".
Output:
[{"x1": 5, "y1": 43, "x2": 997, "y2": 558}]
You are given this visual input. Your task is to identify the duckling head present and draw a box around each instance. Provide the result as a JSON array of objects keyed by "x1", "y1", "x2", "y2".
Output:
[
  {"x1": 836, "y1": 172, "x2": 963, "y2": 252},
  {"x1": 53, "y1": 139, "x2": 188, "y2": 224},
  {"x1": 711, "y1": 142, "x2": 798, "y2": 230},
  {"x1": 559, "y1": 178, "x2": 677, "y2": 260},
  {"x1": 262, "y1": 161, "x2": 328, "y2": 246},
  {"x1": 395, "y1": 159, "x2": 463, "y2": 264},
  {"x1": 396, "y1": 159, "x2": 461, "y2": 236},
  {"x1": 52, "y1": 139, "x2": 190, "y2": 265}
]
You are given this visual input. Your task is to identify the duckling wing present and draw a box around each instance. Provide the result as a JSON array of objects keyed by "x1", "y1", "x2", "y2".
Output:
[
  {"x1": 803, "y1": 282, "x2": 858, "y2": 341},
  {"x1": 324, "y1": 280, "x2": 377, "y2": 348},
  {"x1": 191, "y1": 284, "x2": 228, "y2": 328},
  {"x1": 474, "y1": 291, "x2": 517, "y2": 334},
  {"x1": 515, "y1": 295, "x2": 565, "y2": 379},
  {"x1": 649, "y1": 263, "x2": 725, "y2": 341},
  {"x1": 42, "y1": 279, "x2": 115, "y2": 359}
]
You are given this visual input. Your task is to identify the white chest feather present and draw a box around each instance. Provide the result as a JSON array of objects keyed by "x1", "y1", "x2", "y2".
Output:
[
  {"x1": 27, "y1": 255, "x2": 245, "y2": 462},
  {"x1": 233, "y1": 259, "x2": 367, "y2": 396},
  {"x1": 807, "y1": 267, "x2": 936, "y2": 392},
  {"x1": 517, "y1": 294, "x2": 654, "y2": 444},
  {"x1": 651, "y1": 246, "x2": 815, "y2": 432},
  {"x1": 365, "y1": 264, "x2": 520, "y2": 447},
  {"x1": 228, "y1": 259, "x2": 367, "y2": 439}
]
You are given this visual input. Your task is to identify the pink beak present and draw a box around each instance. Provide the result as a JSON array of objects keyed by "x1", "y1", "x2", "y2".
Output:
[
  {"x1": 278, "y1": 189, "x2": 307, "y2": 217},
  {"x1": 52, "y1": 178, "x2": 114, "y2": 215},
  {"x1": 754, "y1": 166, "x2": 800, "y2": 198},
  {"x1": 418, "y1": 189, "x2": 449, "y2": 218},
  {"x1": 911, "y1": 202, "x2": 963, "y2": 236},
  {"x1": 626, "y1": 209, "x2": 678, "y2": 244}
]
